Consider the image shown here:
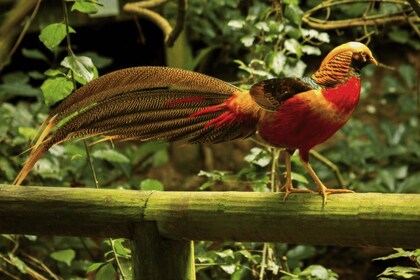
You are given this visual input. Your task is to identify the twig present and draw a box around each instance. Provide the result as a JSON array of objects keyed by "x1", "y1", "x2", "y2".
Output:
[
  {"x1": 407, "y1": 0, "x2": 420, "y2": 17},
  {"x1": 123, "y1": 0, "x2": 186, "y2": 46},
  {"x1": 0, "y1": 267, "x2": 20, "y2": 280},
  {"x1": 84, "y1": 142, "x2": 99, "y2": 188},
  {"x1": 8, "y1": 0, "x2": 42, "y2": 62},
  {"x1": 303, "y1": 0, "x2": 419, "y2": 30},
  {"x1": 21, "y1": 252, "x2": 62, "y2": 280},
  {"x1": 259, "y1": 243, "x2": 268, "y2": 280},
  {"x1": 310, "y1": 150, "x2": 347, "y2": 189},
  {"x1": 0, "y1": 0, "x2": 39, "y2": 70},
  {"x1": 166, "y1": 0, "x2": 187, "y2": 46},
  {"x1": 123, "y1": 2, "x2": 173, "y2": 42},
  {"x1": 110, "y1": 239, "x2": 128, "y2": 279},
  {"x1": 130, "y1": 0, "x2": 169, "y2": 9},
  {"x1": 270, "y1": 148, "x2": 281, "y2": 192},
  {"x1": 0, "y1": 254, "x2": 48, "y2": 280}
]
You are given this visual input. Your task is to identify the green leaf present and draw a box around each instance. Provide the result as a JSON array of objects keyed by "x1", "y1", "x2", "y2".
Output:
[
  {"x1": 95, "y1": 263, "x2": 116, "y2": 280},
  {"x1": 44, "y1": 68, "x2": 66, "y2": 77},
  {"x1": 284, "y1": 38, "x2": 302, "y2": 58},
  {"x1": 302, "y1": 45, "x2": 321, "y2": 56},
  {"x1": 18, "y1": 127, "x2": 37, "y2": 141},
  {"x1": 81, "y1": 51, "x2": 113, "y2": 69},
  {"x1": 28, "y1": 70, "x2": 45, "y2": 80},
  {"x1": 378, "y1": 266, "x2": 420, "y2": 278},
  {"x1": 2, "y1": 71, "x2": 29, "y2": 84},
  {"x1": 255, "y1": 22, "x2": 269, "y2": 32},
  {"x1": 216, "y1": 249, "x2": 234, "y2": 259},
  {"x1": 244, "y1": 147, "x2": 271, "y2": 167},
  {"x1": 232, "y1": 267, "x2": 252, "y2": 280},
  {"x1": 87, "y1": 262, "x2": 104, "y2": 273},
  {"x1": 283, "y1": 60, "x2": 306, "y2": 78},
  {"x1": 199, "y1": 180, "x2": 214, "y2": 190},
  {"x1": 237, "y1": 249, "x2": 252, "y2": 259},
  {"x1": 8, "y1": 253, "x2": 27, "y2": 273},
  {"x1": 284, "y1": 4, "x2": 303, "y2": 26},
  {"x1": 268, "y1": 51, "x2": 286, "y2": 75},
  {"x1": 39, "y1": 23, "x2": 75, "y2": 52},
  {"x1": 61, "y1": 54, "x2": 98, "y2": 85},
  {"x1": 290, "y1": 172, "x2": 309, "y2": 184},
  {"x1": 0, "y1": 72, "x2": 40, "y2": 99},
  {"x1": 40, "y1": 76, "x2": 74, "y2": 106},
  {"x1": 241, "y1": 35, "x2": 255, "y2": 47},
  {"x1": 228, "y1": 19, "x2": 245, "y2": 29},
  {"x1": 251, "y1": 180, "x2": 269, "y2": 192},
  {"x1": 112, "y1": 239, "x2": 129, "y2": 256},
  {"x1": 92, "y1": 149, "x2": 130, "y2": 164},
  {"x1": 301, "y1": 264, "x2": 338, "y2": 279},
  {"x1": 220, "y1": 264, "x2": 236, "y2": 275},
  {"x1": 286, "y1": 245, "x2": 317, "y2": 261},
  {"x1": 72, "y1": 0, "x2": 99, "y2": 14},
  {"x1": 373, "y1": 248, "x2": 415, "y2": 261},
  {"x1": 140, "y1": 179, "x2": 164, "y2": 191},
  {"x1": 21, "y1": 48, "x2": 49, "y2": 62},
  {"x1": 399, "y1": 173, "x2": 420, "y2": 193},
  {"x1": 317, "y1": 32, "x2": 330, "y2": 43},
  {"x1": 50, "y1": 249, "x2": 75, "y2": 266}
]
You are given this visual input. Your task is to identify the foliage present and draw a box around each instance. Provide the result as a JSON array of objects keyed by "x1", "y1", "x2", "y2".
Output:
[
  {"x1": 373, "y1": 248, "x2": 420, "y2": 279},
  {"x1": 185, "y1": 0, "x2": 330, "y2": 82},
  {"x1": 0, "y1": 0, "x2": 419, "y2": 279}
]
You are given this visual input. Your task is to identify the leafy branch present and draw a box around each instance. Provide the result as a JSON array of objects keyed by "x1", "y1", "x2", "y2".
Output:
[{"x1": 303, "y1": 0, "x2": 420, "y2": 33}]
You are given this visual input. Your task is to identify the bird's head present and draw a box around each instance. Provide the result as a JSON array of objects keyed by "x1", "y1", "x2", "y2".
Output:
[
  {"x1": 313, "y1": 42, "x2": 377, "y2": 86},
  {"x1": 321, "y1": 41, "x2": 377, "y2": 70}
]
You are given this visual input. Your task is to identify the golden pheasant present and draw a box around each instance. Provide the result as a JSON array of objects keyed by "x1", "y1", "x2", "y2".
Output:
[{"x1": 14, "y1": 42, "x2": 377, "y2": 203}]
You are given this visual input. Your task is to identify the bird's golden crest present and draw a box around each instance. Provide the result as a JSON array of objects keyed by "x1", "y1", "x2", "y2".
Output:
[
  {"x1": 312, "y1": 42, "x2": 376, "y2": 87},
  {"x1": 319, "y1": 42, "x2": 376, "y2": 68}
]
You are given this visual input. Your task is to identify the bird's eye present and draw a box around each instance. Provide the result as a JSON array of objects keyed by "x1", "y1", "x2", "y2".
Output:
[{"x1": 360, "y1": 51, "x2": 366, "y2": 57}]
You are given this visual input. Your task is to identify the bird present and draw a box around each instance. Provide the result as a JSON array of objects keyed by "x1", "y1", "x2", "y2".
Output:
[{"x1": 13, "y1": 41, "x2": 377, "y2": 204}]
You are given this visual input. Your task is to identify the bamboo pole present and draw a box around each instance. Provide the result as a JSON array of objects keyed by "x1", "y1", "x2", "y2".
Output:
[
  {"x1": 131, "y1": 222, "x2": 195, "y2": 280},
  {"x1": 0, "y1": 184, "x2": 419, "y2": 248}
]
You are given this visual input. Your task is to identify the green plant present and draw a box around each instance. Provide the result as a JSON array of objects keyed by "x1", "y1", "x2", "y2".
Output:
[{"x1": 373, "y1": 248, "x2": 420, "y2": 279}]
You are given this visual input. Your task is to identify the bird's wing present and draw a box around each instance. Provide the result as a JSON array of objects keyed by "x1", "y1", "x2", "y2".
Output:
[{"x1": 249, "y1": 77, "x2": 314, "y2": 111}]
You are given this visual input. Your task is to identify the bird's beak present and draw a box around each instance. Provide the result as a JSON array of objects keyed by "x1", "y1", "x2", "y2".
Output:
[{"x1": 369, "y1": 56, "x2": 378, "y2": 66}]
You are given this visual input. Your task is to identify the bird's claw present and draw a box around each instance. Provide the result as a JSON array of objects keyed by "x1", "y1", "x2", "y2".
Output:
[
  {"x1": 282, "y1": 184, "x2": 312, "y2": 202},
  {"x1": 317, "y1": 187, "x2": 354, "y2": 206},
  {"x1": 281, "y1": 183, "x2": 353, "y2": 206}
]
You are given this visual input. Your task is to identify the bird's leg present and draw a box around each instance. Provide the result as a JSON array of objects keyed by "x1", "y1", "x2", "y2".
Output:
[
  {"x1": 299, "y1": 152, "x2": 353, "y2": 205},
  {"x1": 282, "y1": 151, "x2": 311, "y2": 201}
]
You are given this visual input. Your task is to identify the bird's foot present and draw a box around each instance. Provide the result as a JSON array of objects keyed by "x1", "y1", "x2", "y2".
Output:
[
  {"x1": 282, "y1": 184, "x2": 312, "y2": 202},
  {"x1": 317, "y1": 186, "x2": 354, "y2": 206}
]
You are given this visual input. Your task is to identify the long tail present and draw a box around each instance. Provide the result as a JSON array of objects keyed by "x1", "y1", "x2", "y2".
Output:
[{"x1": 14, "y1": 67, "x2": 258, "y2": 186}]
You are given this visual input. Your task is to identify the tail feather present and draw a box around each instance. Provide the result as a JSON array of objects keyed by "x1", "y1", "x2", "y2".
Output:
[
  {"x1": 52, "y1": 89, "x2": 229, "y2": 135},
  {"x1": 13, "y1": 67, "x2": 259, "y2": 185},
  {"x1": 13, "y1": 141, "x2": 53, "y2": 186},
  {"x1": 28, "y1": 67, "x2": 237, "y2": 152},
  {"x1": 50, "y1": 67, "x2": 238, "y2": 125}
]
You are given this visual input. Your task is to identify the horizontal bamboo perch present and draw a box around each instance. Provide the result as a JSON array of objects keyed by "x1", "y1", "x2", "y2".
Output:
[{"x1": 0, "y1": 184, "x2": 419, "y2": 248}]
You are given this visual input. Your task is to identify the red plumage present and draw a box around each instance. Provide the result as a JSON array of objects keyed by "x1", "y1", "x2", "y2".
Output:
[{"x1": 259, "y1": 76, "x2": 362, "y2": 161}]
